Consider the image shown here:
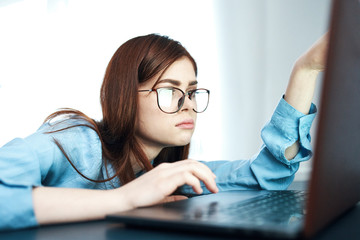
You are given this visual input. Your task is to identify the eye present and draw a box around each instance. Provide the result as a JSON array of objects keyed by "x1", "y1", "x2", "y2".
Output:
[{"x1": 187, "y1": 89, "x2": 197, "y2": 97}]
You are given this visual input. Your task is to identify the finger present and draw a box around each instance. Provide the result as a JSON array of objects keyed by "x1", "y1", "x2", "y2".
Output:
[
  {"x1": 162, "y1": 195, "x2": 188, "y2": 203},
  {"x1": 194, "y1": 173, "x2": 218, "y2": 194},
  {"x1": 160, "y1": 159, "x2": 215, "y2": 179},
  {"x1": 156, "y1": 167, "x2": 203, "y2": 195},
  {"x1": 177, "y1": 160, "x2": 217, "y2": 181},
  {"x1": 157, "y1": 160, "x2": 218, "y2": 194},
  {"x1": 183, "y1": 172, "x2": 204, "y2": 194},
  {"x1": 180, "y1": 161, "x2": 219, "y2": 193},
  {"x1": 184, "y1": 159, "x2": 217, "y2": 179}
]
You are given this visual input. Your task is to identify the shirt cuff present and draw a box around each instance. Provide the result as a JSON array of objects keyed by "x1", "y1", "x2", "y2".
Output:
[
  {"x1": 0, "y1": 183, "x2": 38, "y2": 230},
  {"x1": 261, "y1": 97, "x2": 317, "y2": 165}
]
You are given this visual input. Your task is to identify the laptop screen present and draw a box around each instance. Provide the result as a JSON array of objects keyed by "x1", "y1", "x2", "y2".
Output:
[{"x1": 304, "y1": 0, "x2": 360, "y2": 237}]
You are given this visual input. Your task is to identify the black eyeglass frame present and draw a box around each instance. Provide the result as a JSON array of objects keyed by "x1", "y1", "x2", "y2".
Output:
[{"x1": 138, "y1": 87, "x2": 210, "y2": 114}]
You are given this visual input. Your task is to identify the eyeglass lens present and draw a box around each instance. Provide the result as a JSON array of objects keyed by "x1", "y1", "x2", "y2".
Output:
[{"x1": 156, "y1": 88, "x2": 209, "y2": 113}]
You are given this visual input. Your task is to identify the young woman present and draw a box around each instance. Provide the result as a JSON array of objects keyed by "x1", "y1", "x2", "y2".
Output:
[{"x1": 0, "y1": 33, "x2": 328, "y2": 230}]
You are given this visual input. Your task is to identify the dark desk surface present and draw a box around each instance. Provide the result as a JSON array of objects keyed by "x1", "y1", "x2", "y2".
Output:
[{"x1": 1, "y1": 182, "x2": 360, "y2": 240}]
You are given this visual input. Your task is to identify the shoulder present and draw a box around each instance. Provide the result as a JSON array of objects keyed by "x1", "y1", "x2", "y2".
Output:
[
  {"x1": 29, "y1": 118, "x2": 103, "y2": 184},
  {"x1": 0, "y1": 118, "x2": 104, "y2": 188},
  {"x1": 37, "y1": 117, "x2": 102, "y2": 159},
  {"x1": 28, "y1": 118, "x2": 100, "y2": 152}
]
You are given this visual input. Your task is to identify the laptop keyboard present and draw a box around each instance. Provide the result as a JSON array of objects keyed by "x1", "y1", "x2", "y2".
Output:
[
  {"x1": 222, "y1": 190, "x2": 306, "y2": 225},
  {"x1": 188, "y1": 191, "x2": 307, "y2": 226}
]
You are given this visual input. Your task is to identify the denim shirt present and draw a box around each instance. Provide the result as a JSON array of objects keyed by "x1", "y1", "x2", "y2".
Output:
[{"x1": 0, "y1": 97, "x2": 316, "y2": 230}]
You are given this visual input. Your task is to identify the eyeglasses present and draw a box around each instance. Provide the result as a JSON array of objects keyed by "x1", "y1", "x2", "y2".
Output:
[{"x1": 138, "y1": 87, "x2": 210, "y2": 114}]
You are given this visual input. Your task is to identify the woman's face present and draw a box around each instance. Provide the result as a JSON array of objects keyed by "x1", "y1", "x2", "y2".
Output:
[{"x1": 136, "y1": 57, "x2": 197, "y2": 156}]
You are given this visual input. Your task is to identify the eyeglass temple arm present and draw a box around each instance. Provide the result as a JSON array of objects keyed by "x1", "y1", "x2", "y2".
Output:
[{"x1": 138, "y1": 89, "x2": 153, "y2": 92}]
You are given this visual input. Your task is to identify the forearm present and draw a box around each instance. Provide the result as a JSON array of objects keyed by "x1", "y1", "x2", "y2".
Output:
[
  {"x1": 32, "y1": 186, "x2": 129, "y2": 225},
  {"x1": 284, "y1": 61, "x2": 320, "y2": 160},
  {"x1": 284, "y1": 61, "x2": 319, "y2": 115}
]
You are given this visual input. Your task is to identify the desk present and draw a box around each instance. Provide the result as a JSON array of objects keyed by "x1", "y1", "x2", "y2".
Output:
[{"x1": 1, "y1": 182, "x2": 360, "y2": 240}]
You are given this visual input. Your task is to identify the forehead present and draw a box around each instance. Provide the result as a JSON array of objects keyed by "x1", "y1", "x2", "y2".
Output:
[
  {"x1": 140, "y1": 57, "x2": 197, "y2": 88},
  {"x1": 160, "y1": 57, "x2": 196, "y2": 80}
]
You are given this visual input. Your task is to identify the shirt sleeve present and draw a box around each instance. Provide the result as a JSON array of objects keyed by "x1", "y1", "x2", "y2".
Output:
[
  {"x1": 0, "y1": 119, "x2": 102, "y2": 231},
  {"x1": 179, "y1": 97, "x2": 317, "y2": 195},
  {"x1": 0, "y1": 137, "x2": 42, "y2": 230}
]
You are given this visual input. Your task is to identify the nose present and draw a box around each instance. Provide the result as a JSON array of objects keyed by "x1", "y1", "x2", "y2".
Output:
[{"x1": 180, "y1": 95, "x2": 195, "y2": 112}]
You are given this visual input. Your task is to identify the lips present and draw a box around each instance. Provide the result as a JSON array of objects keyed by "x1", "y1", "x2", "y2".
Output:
[{"x1": 175, "y1": 119, "x2": 195, "y2": 129}]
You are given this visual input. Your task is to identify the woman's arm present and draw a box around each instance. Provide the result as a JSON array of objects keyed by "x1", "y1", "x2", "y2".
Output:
[
  {"x1": 284, "y1": 33, "x2": 329, "y2": 160},
  {"x1": 32, "y1": 187, "x2": 125, "y2": 224},
  {"x1": 179, "y1": 35, "x2": 329, "y2": 194},
  {"x1": 33, "y1": 159, "x2": 218, "y2": 225}
]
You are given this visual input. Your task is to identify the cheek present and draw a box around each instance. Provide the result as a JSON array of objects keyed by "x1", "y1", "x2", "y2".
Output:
[
  {"x1": 138, "y1": 109, "x2": 169, "y2": 131},
  {"x1": 136, "y1": 98, "x2": 171, "y2": 136},
  {"x1": 137, "y1": 94, "x2": 158, "y2": 120}
]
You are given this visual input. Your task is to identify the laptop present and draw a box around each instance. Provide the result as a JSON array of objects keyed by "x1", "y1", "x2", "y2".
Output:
[{"x1": 107, "y1": 0, "x2": 360, "y2": 238}]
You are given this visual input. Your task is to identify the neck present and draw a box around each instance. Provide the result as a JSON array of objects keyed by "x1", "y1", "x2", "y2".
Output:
[{"x1": 131, "y1": 137, "x2": 164, "y2": 173}]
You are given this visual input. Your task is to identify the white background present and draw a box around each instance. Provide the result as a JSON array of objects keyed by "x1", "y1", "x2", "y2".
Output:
[{"x1": 0, "y1": 0, "x2": 331, "y2": 180}]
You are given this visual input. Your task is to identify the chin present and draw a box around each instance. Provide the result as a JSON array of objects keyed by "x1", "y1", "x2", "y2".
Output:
[
  {"x1": 168, "y1": 137, "x2": 191, "y2": 147},
  {"x1": 165, "y1": 131, "x2": 193, "y2": 147},
  {"x1": 175, "y1": 139, "x2": 192, "y2": 147}
]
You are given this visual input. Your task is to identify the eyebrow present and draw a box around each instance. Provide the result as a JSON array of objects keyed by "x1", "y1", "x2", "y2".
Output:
[{"x1": 157, "y1": 79, "x2": 198, "y2": 87}]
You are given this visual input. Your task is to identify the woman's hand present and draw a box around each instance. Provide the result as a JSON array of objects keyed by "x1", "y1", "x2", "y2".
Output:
[
  {"x1": 118, "y1": 159, "x2": 218, "y2": 209},
  {"x1": 296, "y1": 32, "x2": 329, "y2": 72},
  {"x1": 284, "y1": 32, "x2": 329, "y2": 115},
  {"x1": 33, "y1": 160, "x2": 217, "y2": 225}
]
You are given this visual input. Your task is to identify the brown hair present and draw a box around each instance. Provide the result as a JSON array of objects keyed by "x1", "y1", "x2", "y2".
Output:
[{"x1": 45, "y1": 34, "x2": 197, "y2": 185}]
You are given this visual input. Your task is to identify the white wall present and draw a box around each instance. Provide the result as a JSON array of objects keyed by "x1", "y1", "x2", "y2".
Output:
[
  {"x1": 209, "y1": 0, "x2": 331, "y2": 180},
  {"x1": 0, "y1": 0, "x2": 331, "y2": 181},
  {"x1": 0, "y1": 0, "x2": 221, "y2": 147}
]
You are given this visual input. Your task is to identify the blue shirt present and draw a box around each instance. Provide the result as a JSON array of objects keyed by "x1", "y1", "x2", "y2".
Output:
[{"x1": 0, "y1": 98, "x2": 316, "y2": 230}]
